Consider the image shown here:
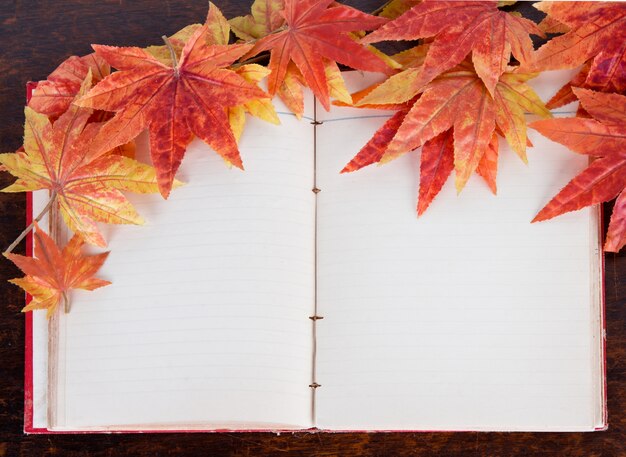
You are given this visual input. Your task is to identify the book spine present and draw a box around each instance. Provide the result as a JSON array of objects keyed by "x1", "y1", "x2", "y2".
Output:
[{"x1": 309, "y1": 104, "x2": 323, "y2": 424}]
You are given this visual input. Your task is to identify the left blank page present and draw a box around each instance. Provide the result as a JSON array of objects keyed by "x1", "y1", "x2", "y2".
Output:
[{"x1": 31, "y1": 101, "x2": 316, "y2": 431}]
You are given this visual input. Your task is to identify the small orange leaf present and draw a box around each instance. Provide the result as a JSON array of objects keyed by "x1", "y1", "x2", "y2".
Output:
[{"x1": 6, "y1": 224, "x2": 110, "y2": 317}]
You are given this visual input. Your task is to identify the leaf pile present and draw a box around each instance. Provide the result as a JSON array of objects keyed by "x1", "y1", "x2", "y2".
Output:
[{"x1": 4, "y1": 0, "x2": 626, "y2": 318}]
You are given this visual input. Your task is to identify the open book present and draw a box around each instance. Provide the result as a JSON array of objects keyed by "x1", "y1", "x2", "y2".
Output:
[{"x1": 26, "y1": 71, "x2": 606, "y2": 432}]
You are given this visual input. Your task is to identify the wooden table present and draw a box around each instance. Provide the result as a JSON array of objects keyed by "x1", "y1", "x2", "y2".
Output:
[{"x1": 0, "y1": 1, "x2": 624, "y2": 455}]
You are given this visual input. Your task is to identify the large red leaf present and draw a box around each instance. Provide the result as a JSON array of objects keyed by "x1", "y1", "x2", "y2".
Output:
[
  {"x1": 342, "y1": 59, "x2": 550, "y2": 213},
  {"x1": 531, "y1": 89, "x2": 626, "y2": 252},
  {"x1": 531, "y1": 2, "x2": 626, "y2": 110},
  {"x1": 363, "y1": 0, "x2": 543, "y2": 95},
  {"x1": 77, "y1": 23, "x2": 268, "y2": 197},
  {"x1": 244, "y1": 0, "x2": 389, "y2": 110},
  {"x1": 28, "y1": 53, "x2": 110, "y2": 118},
  {"x1": 0, "y1": 75, "x2": 165, "y2": 247}
]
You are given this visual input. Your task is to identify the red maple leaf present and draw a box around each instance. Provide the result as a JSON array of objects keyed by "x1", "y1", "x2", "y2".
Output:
[
  {"x1": 342, "y1": 61, "x2": 551, "y2": 214},
  {"x1": 531, "y1": 89, "x2": 626, "y2": 252},
  {"x1": 243, "y1": 0, "x2": 389, "y2": 110},
  {"x1": 6, "y1": 224, "x2": 110, "y2": 316},
  {"x1": 362, "y1": 0, "x2": 544, "y2": 95},
  {"x1": 77, "y1": 23, "x2": 267, "y2": 197}
]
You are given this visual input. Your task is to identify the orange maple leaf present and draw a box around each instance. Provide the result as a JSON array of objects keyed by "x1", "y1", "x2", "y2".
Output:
[
  {"x1": 28, "y1": 53, "x2": 110, "y2": 118},
  {"x1": 531, "y1": 89, "x2": 626, "y2": 252},
  {"x1": 6, "y1": 224, "x2": 110, "y2": 317},
  {"x1": 76, "y1": 21, "x2": 267, "y2": 197},
  {"x1": 362, "y1": 0, "x2": 544, "y2": 95},
  {"x1": 342, "y1": 59, "x2": 551, "y2": 214},
  {"x1": 243, "y1": 0, "x2": 389, "y2": 110},
  {"x1": 0, "y1": 74, "x2": 166, "y2": 248}
]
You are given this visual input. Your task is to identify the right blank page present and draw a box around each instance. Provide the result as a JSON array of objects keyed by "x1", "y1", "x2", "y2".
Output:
[{"x1": 315, "y1": 71, "x2": 604, "y2": 431}]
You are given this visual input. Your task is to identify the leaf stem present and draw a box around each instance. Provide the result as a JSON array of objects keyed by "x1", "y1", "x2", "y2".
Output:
[
  {"x1": 62, "y1": 291, "x2": 70, "y2": 314},
  {"x1": 5, "y1": 190, "x2": 58, "y2": 255},
  {"x1": 162, "y1": 35, "x2": 179, "y2": 75}
]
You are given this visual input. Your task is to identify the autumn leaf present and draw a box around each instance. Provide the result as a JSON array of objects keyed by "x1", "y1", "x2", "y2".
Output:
[
  {"x1": 243, "y1": 0, "x2": 389, "y2": 110},
  {"x1": 230, "y1": 0, "x2": 285, "y2": 41},
  {"x1": 76, "y1": 14, "x2": 268, "y2": 197},
  {"x1": 362, "y1": 0, "x2": 544, "y2": 96},
  {"x1": 145, "y1": 24, "x2": 203, "y2": 66},
  {"x1": 343, "y1": 60, "x2": 551, "y2": 213},
  {"x1": 0, "y1": 74, "x2": 167, "y2": 248},
  {"x1": 28, "y1": 53, "x2": 110, "y2": 118},
  {"x1": 231, "y1": 0, "x2": 310, "y2": 115},
  {"x1": 528, "y1": 2, "x2": 626, "y2": 78},
  {"x1": 530, "y1": 2, "x2": 626, "y2": 111},
  {"x1": 530, "y1": 88, "x2": 626, "y2": 252},
  {"x1": 6, "y1": 223, "x2": 110, "y2": 317},
  {"x1": 230, "y1": 0, "x2": 382, "y2": 116}
]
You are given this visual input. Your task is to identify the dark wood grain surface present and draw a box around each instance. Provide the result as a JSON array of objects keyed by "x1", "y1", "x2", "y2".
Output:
[{"x1": 0, "y1": 1, "x2": 624, "y2": 456}]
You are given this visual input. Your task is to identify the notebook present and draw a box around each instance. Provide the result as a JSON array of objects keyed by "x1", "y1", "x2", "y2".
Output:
[{"x1": 24, "y1": 70, "x2": 606, "y2": 433}]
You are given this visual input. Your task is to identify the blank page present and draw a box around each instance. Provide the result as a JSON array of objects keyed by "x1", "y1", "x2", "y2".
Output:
[
  {"x1": 33, "y1": 98, "x2": 316, "y2": 430},
  {"x1": 315, "y1": 71, "x2": 604, "y2": 431}
]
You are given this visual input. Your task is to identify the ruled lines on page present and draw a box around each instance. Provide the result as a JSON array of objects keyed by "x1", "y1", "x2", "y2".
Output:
[
  {"x1": 34, "y1": 98, "x2": 317, "y2": 430},
  {"x1": 314, "y1": 70, "x2": 603, "y2": 431}
]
